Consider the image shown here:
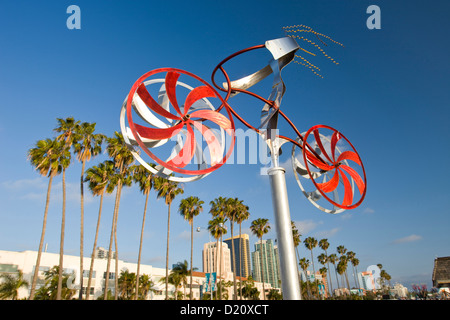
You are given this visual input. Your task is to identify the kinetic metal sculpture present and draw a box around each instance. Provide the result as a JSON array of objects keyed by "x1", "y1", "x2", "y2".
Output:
[{"x1": 120, "y1": 25, "x2": 367, "y2": 299}]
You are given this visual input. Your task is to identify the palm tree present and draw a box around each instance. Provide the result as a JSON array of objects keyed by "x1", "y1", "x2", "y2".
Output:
[
  {"x1": 318, "y1": 239, "x2": 333, "y2": 297},
  {"x1": 178, "y1": 196, "x2": 204, "y2": 299},
  {"x1": 350, "y1": 257, "x2": 361, "y2": 291},
  {"x1": 34, "y1": 266, "x2": 76, "y2": 300},
  {"x1": 291, "y1": 221, "x2": 303, "y2": 296},
  {"x1": 317, "y1": 253, "x2": 328, "y2": 297},
  {"x1": 337, "y1": 246, "x2": 350, "y2": 291},
  {"x1": 225, "y1": 197, "x2": 245, "y2": 299},
  {"x1": 72, "y1": 121, "x2": 105, "y2": 299},
  {"x1": 299, "y1": 257, "x2": 311, "y2": 299},
  {"x1": 304, "y1": 236, "x2": 318, "y2": 296},
  {"x1": 235, "y1": 202, "x2": 250, "y2": 299},
  {"x1": 132, "y1": 164, "x2": 155, "y2": 300},
  {"x1": 117, "y1": 269, "x2": 136, "y2": 300},
  {"x1": 336, "y1": 260, "x2": 348, "y2": 296},
  {"x1": 328, "y1": 253, "x2": 340, "y2": 292},
  {"x1": 153, "y1": 176, "x2": 184, "y2": 299},
  {"x1": 137, "y1": 274, "x2": 156, "y2": 300},
  {"x1": 339, "y1": 255, "x2": 351, "y2": 292},
  {"x1": 346, "y1": 251, "x2": 357, "y2": 289},
  {"x1": 250, "y1": 218, "x2": 270, "y2": 300},
  {"x1": 0, "y1": 270, "x2": 29, "y2": 300},
  {"x1": 104, "y1": 132, "x2": 135, "y2": 299},
  {"x1": 54, "y1": 117, "x2": 79, "y2": 300},
  {"x1": 207, "y1": 216, "x2": 227, "y2": 300},
  {"x1": 84, "y1": 160, "x2": 115, "y2": 300},
  {"x1": 27, "y1": 138, "x2": 63, "y2": 300},
  {"x1": 172, "y1": 260, "x2": 192, "y2": 299},
  {"x1": 209, "y1": 197, "x2": 228, "y2": 299}
]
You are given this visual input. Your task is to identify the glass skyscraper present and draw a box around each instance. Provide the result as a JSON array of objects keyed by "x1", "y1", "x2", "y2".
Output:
[
  {"x1": 223, "y1": 234, "x2": 251, "y2": 279},
  {"x1": 251, "y1": 239, "x2": 281, "y2": 289}
]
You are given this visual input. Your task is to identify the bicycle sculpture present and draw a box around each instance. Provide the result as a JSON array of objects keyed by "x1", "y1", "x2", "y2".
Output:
[{"x1": 120, "y1": 25, "x2": 367, "y2": 299}]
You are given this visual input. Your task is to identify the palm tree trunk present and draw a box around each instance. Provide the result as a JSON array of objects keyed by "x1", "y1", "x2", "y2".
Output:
[
  {"x1": 189, "y1": 220, "x2": 193, "y2": 300},
  {"x1": 86, "y1": 191, "x2": 104, "y2": 300},
  {"x1": 29, "y1": 174, "x2": 54, "y2": 300},
  {"x1": 113, "y1": 183, "x2": 123, "y2": 300},
  {"x1": 135, "y1": 191, "x2": 149, "y2": 300},
  {"x1": 325, "y1": 250, "x2": 333, "y2": 297},
  {"x1": 259, "y1": 239, "x2": 266, "y2": 300},
  {"x1": 238, "y1": 223, "x2": 243, "y2": 300},
  {"x1": 57, "y1": 169, "x2": 67, "y2": 300},
  {"x1": 165, "y1": 201, "x2": 171, "y2": 300},
  {"x1": 355, "y1": 266, "x2": 361, "y2": 290},
  {"x1": 333, "y1": 263, "x2": 340, "y2": 289},
  {"x1": 79, "y1": 159, "x2": 86, "y2": 300},
  {"x1": 104, "y1": 180, "x2": 121, "y2": 299},
  {"x1": 305, "y1": 270, "x2": 312, "y2": 299},
  {"x1": 215, "y1": 238, "x2": 219, "y2": 300},
  {"x1": 345, "y1": 269, "x2": 350, "y2": 291},
  {"x1": 230, "y1": 222, "x2": 237, "y2": 300},
  {"x1": 219, "y1": 235, "x2": 223, "y2": 300}
]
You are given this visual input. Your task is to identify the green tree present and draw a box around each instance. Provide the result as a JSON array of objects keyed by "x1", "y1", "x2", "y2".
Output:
[
  {"x1": 179, "y1": 196, "x2": 204, "y2": 299},
  {"x1": 54, "y1": 117, "x2": 78, "y2": 300},
  {"x1": 72, "y1": 121, "x2": 105, "y2": 298},
  {"x1": 337, "y1": 246, "x2": 350, "y2": 291},
  {"x1": 104, "y1": 132, "x2": 134, "y2": 299},
  {"x1": 267, "y1": 288, "x2": 282, "y2": 300},
  {"x1": 0, "y1": 270, "x2": 29, "y2": 300},
  {"x1": 84, "y1": 160, "x2": 116, "y2": 299},
  {"x1": 304, "y1": 237, "x2": 318, "y2": 279},
  {"x1": 350, "y1": 257, "x2": 361, "y2": 291},
  {"x1": 172, "y1": 260, "x2": 193, "y2": 299},
  {"x1": 225, "y1": 197, "x2": 245, "y2": 299},
  {"x1": 250, "y1": 218, "x2": 270, "y2": 300},
  {"x1": 299, "y1": 257, "x2": 312, "y2": 299},
  {"x1": 291, "y1": 221, "x2": 303, "y2": 297},
  {"x1": 160, "y1": 269, "x2": 182, "y2": 300},
  {"x1": 118, "y1": 269, "x2": 136, "y2": 300},
  {"x1": 132, "y1": 164, "x2": 155, "y2": 300},
  {"x1": 318, "y1": 267, "x2": 328, "y2": 299},
  {"x1": 27, "y1": 138, "x2": 63, "y2": 300},
  {"x1": 154, "y1": 176, "x2": 184, "y2": 299},
  {"x1": 34, "y1": 266, "x2": 76, "y2": 300},
  {"x1": 209, "y1": 197, "x2": 228, "y2": 300},
  {"x1": 207, "y1": 215, "x2": 227, "y2": 299},
  {"x1": 241, "y1": 276, "x2": 260, "y2": 300},
  {"x1": 317, "y1": 253, "x2": 328, "y2": 297},
  {"x1": 137, "y1": 274, "x2": 156, "y2": 300},
  {"x1": 318, "y1": 239, "x2": 333, "y2": 297},
  {"x1": 235, "y1": 202, "x2": 250, "y2": 299}
]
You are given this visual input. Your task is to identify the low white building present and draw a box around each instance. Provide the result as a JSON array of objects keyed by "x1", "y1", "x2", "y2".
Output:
[{"x1": 0, "y1": 249, "x2": 273, "y2": 300}]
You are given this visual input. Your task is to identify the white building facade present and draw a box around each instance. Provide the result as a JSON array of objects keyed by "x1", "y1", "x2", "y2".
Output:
[{"x1": 0, "y1": 249, "x2": 272, "y2": 300}]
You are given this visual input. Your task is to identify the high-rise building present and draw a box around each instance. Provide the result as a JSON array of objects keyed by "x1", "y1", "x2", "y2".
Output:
[
  {"x1": 358, "y1": 271, "x2": 377, "y2": 291},
  {"x1": 202, "y1": 241, "x2": 231, "y2": 278},
  {"x1": 251, "y1": 239, "x2": 280, "y2": 288},
  {"x1": 223, "y1": 234, "x2": 251, "y2": 278}
]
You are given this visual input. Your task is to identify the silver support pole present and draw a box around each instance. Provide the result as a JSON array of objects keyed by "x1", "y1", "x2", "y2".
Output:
[{"x1": 268, "y1": 166, "x2": 302, "y2": 300}]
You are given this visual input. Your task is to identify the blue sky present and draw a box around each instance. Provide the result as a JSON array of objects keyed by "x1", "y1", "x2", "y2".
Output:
[{"x1": 1, "y1": 0, "x2": 449, "y2": 291}]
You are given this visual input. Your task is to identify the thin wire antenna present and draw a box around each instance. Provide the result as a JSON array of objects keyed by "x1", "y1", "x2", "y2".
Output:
[{"x1": 282, "y1": 25, "x2": 344, "y2": 78}]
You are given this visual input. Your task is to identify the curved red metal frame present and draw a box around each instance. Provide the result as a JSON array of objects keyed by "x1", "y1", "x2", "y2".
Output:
[
  {"x1": 301, "y1": 125, "x2": 367, "y2": 210},
  {"x1": 210, "y1": 43, "x2": 328, "y2": 166},
  {"x1": 126, "y1": 68, "x2": 236, "y2": 176},
  {"x1": 123, "y1": 43, "x2": 367, "y2": 210}
]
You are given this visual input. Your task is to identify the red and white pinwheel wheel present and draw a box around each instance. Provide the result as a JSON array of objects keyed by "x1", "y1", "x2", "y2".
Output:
[
  {"x1": 292, "y1": 125, "x2": 367, "y2": 213},
  {"x1": 120, "y1": 68, "x2": 235, "y2": 182}
]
